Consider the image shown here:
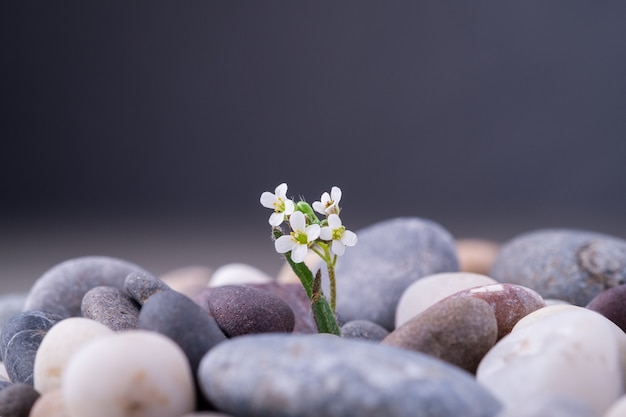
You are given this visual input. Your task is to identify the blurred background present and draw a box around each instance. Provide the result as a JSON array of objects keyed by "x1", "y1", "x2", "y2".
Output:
[{"x1": 2, "y1": 2, "x2": 625, "y2": 293}]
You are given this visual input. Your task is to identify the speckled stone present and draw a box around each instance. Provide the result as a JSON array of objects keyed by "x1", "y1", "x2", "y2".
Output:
[
  {"x1": 124, "y1": 270, "x2": 171, "y2": 305},
  {"x1": 445, "y1": 283, "x2": 545, "y2": 340},
  {"x1": 198, "y1": 334, "x2": 502, "y2": 417},
  {"x1": 81, "y1": 286, "x2": 140, "y2": 331},
  {"x1": 383, "y1": 296, "x2": 498, "y2": 374},
  {"x1": 586, "y1": 283, "x2": 626, "y2": 332},
  {"x1": 490, "y1": 229, "x2": 626, "y2": 306},
  {"x1": 324, "y1": 217, "x2": 459, "y2": 330},
  {"x1": 1, "y1": 311, "x2": 63, "y2": 384},
  {"x1": 23, "y1": 256, "x2": 149, "y2": 318},
  {"x1": 205, "y1": 285, "x2": 295, "y2": 337},
  {"x1": 340, "y1": 320, "x2": 389, "y2": 341},
  {"x1": 0, "y1": 382, "x2": 40, "y2": 417}
]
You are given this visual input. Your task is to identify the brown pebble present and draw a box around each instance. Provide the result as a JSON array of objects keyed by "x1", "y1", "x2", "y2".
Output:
[{"x1": 456, "y1": 239, "x2": 500, "y2": 275}]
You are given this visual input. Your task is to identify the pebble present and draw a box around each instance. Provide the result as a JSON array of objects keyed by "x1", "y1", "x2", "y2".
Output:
[
  {"x1": 586, "y1": 283, "x2": 626, "y2": 332},
  {"x1": 203, "y1": 285, "x2": 295, "y2": 337},
  {"x1": 340, "y1": 320, "x2": 389, "y2": 342},
  {"x1": 137, "y1": 290, "x2": 227, "y2": 374},
  {"x1": 490, "y1": 229, "x2": 626, "y2": 306},
  {"x1": 444, "y1": 283, "x2": 545, "y2": 340},
  {"x1": 23, "y1": 256, "x2": 149, "y2": 317},
  {"x1": 208, "y1": 263, "x2": 273, "y2": 287},
  {"x1": 124, "y1": 270, "x2": 171, "y2": 305},
  {"x1": 198, "y1": 333, "x2": 502, "y2": 417},
  {"x1": 395, "y1": 272, "x2": 497, "y2": 327},
  {"x1": 160, "y1": 266, "x2": 213, "y2": 298},
  {"x1": 0, "y1": 293, "x2": 27, "y2": 332},
  {"x1": 0, "y1": 382, "x2": 40, "y2": 417},
  {"x1": 476, "y1": 308, "x2": 624, "y2": 415},
  {"x1": 29, "y1": 389, "x2": 69, "y2": 417},
  {"x1": 326, "y1": 217, "x2": 459, "y2": 330},
  {"x1": 495, "y1": 394, "x2": 598, "y2": 417},
  {"x1": 605, "y1": 395, "x2": 626, "y2": 417},
  {"x1": 33, "y1": 317, "x2": 113, "y2": 394},
  {"x1": 1, "y1": 310, "x2": 63, "y2": 384},
  {"x1": 1, "y1": 379, "x2": 11, "y2": 390},
  {"x1": 81, "y1": 286, "x2": 140, "y2": 331},
  {"x1": 456, "y1": 239, "x2": 500, "y2": 275},
  {"x1": 383, "y1": 296, "x2": 498, "y2": 374},
  {"x1": 62, "y1": 330, "x2": 196, "y2": 417}
]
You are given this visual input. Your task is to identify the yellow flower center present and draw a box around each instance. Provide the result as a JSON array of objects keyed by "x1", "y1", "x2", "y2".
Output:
[
  {"x1": 291, "y1": 230, "x2": 309, "y2": 245},
  {"x1": 273, "y1": 197, "x2": 286, "y2": 213},
  {"x1": 332, "y1": 226, "x2": 345, "y2": 240}
]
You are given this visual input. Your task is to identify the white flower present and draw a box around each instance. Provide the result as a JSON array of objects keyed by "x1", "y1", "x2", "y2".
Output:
[
  {"x1": 275, "y1": 211, "x2": 321, "y2": 263},
  {"x1": 320, "y1": 214, "x2": 357, "y2": 256},
  {"x1": 260, "y1": 183, "x2": 295, "y2": 226},
  {"x1": 313, "y1": 186, "x2": 342, "y2": 216}
]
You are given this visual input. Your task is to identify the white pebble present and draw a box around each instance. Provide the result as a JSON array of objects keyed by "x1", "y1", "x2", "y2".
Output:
[
  {"x1": 34, "y1": 317, "x2": 114, "y2": 394},
  {"x1": 63, "y1": 330, "x2": 195, "y2": 417},
  {"x1": 208, "y1": 263, "x2": 273, "y2": 287}
]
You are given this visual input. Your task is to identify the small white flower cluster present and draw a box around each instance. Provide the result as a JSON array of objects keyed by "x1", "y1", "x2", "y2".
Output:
[{"x1": 260, "y1": 183, "x2": 357, "y2": 263}]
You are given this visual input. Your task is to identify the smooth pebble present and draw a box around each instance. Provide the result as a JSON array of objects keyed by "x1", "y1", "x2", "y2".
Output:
[
  {"x1": 0, "y1": 382, "x2": 40, "y2": 417},
  {"x1": 29, "y1": 389, "x2": 70, "y2": 417},
  {"x1": 586, "y1": 284, "x2": 626, "y2": 332},
  {"x1": 124, "y1": 270, "x2": 171, "y2": 305},
  {"x1": 81, "y1": 286, "x2": 140, "y2": 331},
  {"x1": 160, "y1": 266, "x2": 213, "y2": 297},
  {"x1": 208, "y1": 263, "x2": 273, "y2": 287},
  {"x1": 456, "y1": 239, "x2": 500, "y2": 275},
  {"x1": 341, "y1": 320, "x2": 389, "y2": 341}
]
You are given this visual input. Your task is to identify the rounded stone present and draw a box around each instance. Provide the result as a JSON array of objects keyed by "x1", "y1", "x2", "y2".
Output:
[
  {"x1": 198, "y1": 333, "x2": 502, "y2": 417},
  {"x1": 63, "y1": 330, "x2": 196, "y2": 417},
  {"x1": 23, "y1": 256, "x2": 149, "y2": 318},
  {"x1": 395, "y1": 272, "x2": 497, "y2": 327},
  {"x1": 325, "y1": 217, "x2": 459, "y2": 330},
  {"x1": 0, "y1": 382, "x2": 40, "y2": 417},
  {"x1": 340, "y1": 320, "x2": 389, "y2": 341},
  {"x1": 456, "y1": 239, "x2": 500, "y2": 275},
  {"x1": 585, "y1": 283, "x2": 626, "y2": 332},
  {"x1": 33, "y1": 317, "x2": 113, "y2": 394},
  {"x1": 81, "y1": 286, "x2": 140, "y2": 331},
  {"x1": 1, "y1": 311, "x2": 63, "y2": 384},
  {"x1": 124, "y1": 270, "x2": 171, "y2": 305},
  {"x1": 208, "y1": 263, "x2": 273, "y2": 287},
  {"x1": 495, "y1": 394, "x2": 598, "y2": 417},
  {"x1": 490, "y1": 229, "x2": 626, "y2": 306},
  {"x1": 205, "y1": 285, "x2": 295, "y2": 337},
  {"x1": 29, "y1": 389, "x2": 68, "y2": 417},
  {"x1": 383, "y1": 296, "x2": 498, "y2": 374},
  {"x1": 0, "y1": 293, "x2": 27, "y2": 333},
  {"x1": 160, "y1": 266, "x2": 213, "y2": 298}
]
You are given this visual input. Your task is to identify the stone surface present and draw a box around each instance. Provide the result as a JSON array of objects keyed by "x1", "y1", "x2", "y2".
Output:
[
  {"x1": 81, "y1": 286, "x2": 140, "y2": 331},
  {"x1": 341, "y1": 320, "x2": 389, "y2": 341},
  {"x1": 495, "y1": 394, "x2": 597, "y2": 417},
  {"x1": 586, "y1": 283, "x2": 626, "y2": 332},
  {"x1": 477, "y1": 308, "x2": 624, "y2": 415},
  {"x1": 33, "y1": 317, "x2": 113, "y2": 394},
  {"x1": 204, "y1": 285, "x2": 295, "y2": 337},
  {"x1": 605, "y1": 395, "x2": 626, "y2": 417},
  {"x1": 29, "y1": 389, "x2": 69, "y2": 417},
  {"x1": 395, "y1": 272, "x2": 497, "y2": 327},
  {"x1": 325, "y1": 217, "x2": 459, "y2": 330},
  {"x1": 0, "y1": 293, "x2": 27, "y2": 333},
  {"x1": 0, "y1": 382, "x2": 40, "y2": 417},
  {"x1": 490, "y1": 229, "x2": 626, "y2": 306},
  {"x1": 23, "y1": 256, "x2": 149, "y2": 317},
  {"x1": 160, "y1": 266, "x2": 213, "y2": 298},
  {"x1": 1, "y1": 310, "x2": 63, "y2": 384},
  {"x1": 445, "y1": 283, "x2": 545, "y2": 340},
  {"x1": 63, "y1": 330, "x2": 196, "y2": 417},
  {"x1": 383, "y1": 296, "x2": 498, "y2": 373},
  {"x1": 198, "y1": 333, "x2": 502, "y2": 417},
  {"x1": 208, "y1": 263, "x2": 273, "y2": 287},
  {"x1": 456, "y1": 239, "x2": 500, "y2": 275},
  {"x1": 124, "y1": 270, "x2": 171, "y2": 305}
]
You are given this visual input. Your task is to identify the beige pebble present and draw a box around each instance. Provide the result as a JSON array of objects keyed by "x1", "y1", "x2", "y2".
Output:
[
  {"x1": 161, "y1": 266, "x2": 213, "y2": 297},
  {"x1": 276, "y1": 251, "x2": 321, "y2": 284},
  {"x1": 29, "y1": 389, "x2": 70, "y2": 417},
  {"x1": 208, "y1": 263, "x2": 273, "y2": 287},
  {"x1": 604, "y1": 395, "x2": 626, "y2": 417},
  {"x1": 456, "y1": 239, "x2": 500, "y2": 275}
]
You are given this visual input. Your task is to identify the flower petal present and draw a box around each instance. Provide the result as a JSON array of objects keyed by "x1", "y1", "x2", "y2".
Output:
[
  {"x1": 260, "y1": 192, "x2": 277, "y2": 208},
  {"x1": 283, "y1": 199, "x2": 295, "y2": 215},
  {"x1": 275, "y1": 183, "x2": 288, "y2": 197},
  {"x1": 312, "y1": 201, "x2": 325, "y2": 215},
  {"x1": 327, "y1": 214, "x2": 342, "y2": 228},
  {"x1": 319, "y1": 226, "x2": 332, "y2": 241},
  {"x1": 330, "y1": 186, "x2": 342, "y2": 204},
  {"x1": 305, "y1": 224, "x2": 321, "y2": 241},
  {"x1": 291, "y1": 244, "x2": 308, "y2": 263},
  {"x1": 290, "y1": 211, "x2": 306, "y2": 231},
  {"x1": 332, "y1": 240, "x2": 346, "y2": 256},
  {"x1": 320, "y1": 192, "x2": 330, "y2": 204},
  {"x1": 342, "y1": 230, "x2": 358, "y2": 247},
  {"x1": 275, "y1": 235, "x2": 295, "y2": 253},
  {"x1": 268, "y1": 212, "x2": 284, "y2": 226}
]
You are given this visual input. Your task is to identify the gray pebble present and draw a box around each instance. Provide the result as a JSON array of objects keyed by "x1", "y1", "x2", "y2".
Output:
[
  {"x1": 340, "y1": 320, "x2": 389, "y2": 341},
  {"x1": 1, "y1": 311, "x2": 62, "y2": 384},
  {"x1": 198, "y1": 333, "x2": 502, "y2": 417},
  {"x1": 0, "y1": 380, "x2": 11, "y2": 391},
  {"x1": 124, "y1": 270, "x2": 171, "y2": 305},
  {"x1": 205, "y1": 285, "x2": 295, "y2": 337},
  {"x1": 496, "y1": 394, "x2": 597, "y2": 417},
  {"x1": 382, "y1": 296, "x2": 498, "y2": 374},
  {"x1": 324, "y1": 217, "x2": 459, "y2": 330},
  {"x1": 0, "y1": 293, "x2": 27, "y2": 334},
  {"x1": 81, "y1": 286, "x2": 140, "y2": 331},
  {"x1": 0, "y1": 383, "x2": 40, "y2": 417},
  {"x1": 490, "y1": 229, "x2": 626, "y2": 306},
  {"x1": 23, "y1": 256, "x2": 149, "y2": 318}
]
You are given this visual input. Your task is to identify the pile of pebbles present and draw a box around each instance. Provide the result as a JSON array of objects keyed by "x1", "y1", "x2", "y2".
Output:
[{"x1": 2, "y1": 217, "x2": 626, "y2": 417}]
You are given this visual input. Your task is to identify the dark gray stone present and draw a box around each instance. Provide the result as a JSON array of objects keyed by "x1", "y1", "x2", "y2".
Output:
[
  {"x1": 23, "y1": 256, "x2": 149, "y2": 318},
  {"x1": 124, "y1": 270, "x2": 171, "y2": 305},
  {"x1": 323, "y1": 217, "x2": 458, "y2": 330},
  {"x1": 490, "y1": 229, "x2": 626, "y2": 306},
  {"x1": 382, "y1": 297, "x2": 498, "y2": 374},
  {"x1": 81, "y1": 286, "x2": 140, "y2": 331},
  {"x1": 205, "y1": 285, "x2": 295, "y2": 337},
  {"x1": 340, "y1": 320, "x2": 389, "y2": 341},
  {"x1": 0, "y1": 383, "x2": 40, "y2": 417},
  {"x1": 586, "y1": 283, "x2": 626, "y2": 332},
  {"x1": 198, "y1": 334, "x2": 502, "y2": 417},
  {"x1": 0, "y1": 380, "x2": 12, "y2": 391},
  {"x1": 1, "y1": 311, "x2": 63, "y2": 384}
]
